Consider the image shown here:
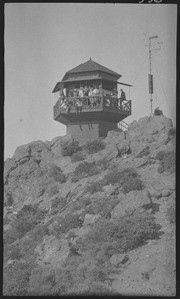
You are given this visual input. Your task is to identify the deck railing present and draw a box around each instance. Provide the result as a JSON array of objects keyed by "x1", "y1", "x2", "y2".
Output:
[{"x1": 53, "y1": 95, "x2": 131, "y2": 119}]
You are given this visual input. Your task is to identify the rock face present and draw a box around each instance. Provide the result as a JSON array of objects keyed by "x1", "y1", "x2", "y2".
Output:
[{"x1": 3, "y1": 115, "x2": 176, "y2": 296}]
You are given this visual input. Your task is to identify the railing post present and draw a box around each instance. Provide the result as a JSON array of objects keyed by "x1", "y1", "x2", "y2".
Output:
[{"x1": 101, "y1": 95, "x2": 104, "y2": 110}]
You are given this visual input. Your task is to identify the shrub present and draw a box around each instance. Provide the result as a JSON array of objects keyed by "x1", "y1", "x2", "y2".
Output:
[
  {"x1": 30, "y1": 224, "x2": 50, "y2": 242},
  {"x1": 122, "y1": 176, "x2": 144, "y2": 194},
  {"x1": 3, "y1": 215, "x2": 11, "y2": 225},
  {"x1": 84, "y1": 140, "x2": 106, "y2": 154},
  {"x1": 46, "y1": 184, "x2": 59, "y2": 196},
  {"x1": 96, "y1": 157, "x2": 110, "y2": 171},
  {"x1": 27, "y1": 266, "x2": 56, "y2": 296},
  {"x1": 19, "y1": 237, "x2": 38, "y2": 258},
  {"x1": 84, "y1": 196, "x2": 120, "y2": 218},
  {"x1": 61, "y1": 139, "x2": 80, "y2": 156},
  {"x1": 166, "y1": 205, "x2": 175, "y2": 224},
  {"x1": 51, "y1": 253, "x2": 115, "y2": 296},
  {"x1": 50, "y1": 196, "x2": 67, "y2": 215},
  {"x1": 71, "y1": 151, "x2": 85, "y2": 163},
  {"x1": 48, "y1": 165, "x2": 66, "y2": 183},
  {"x1": 85, "y1": 181, "x2": 103, "y2": 194},
  {"x1": 101, "y1": 167, "x2": 144, "y2": 194},
  {"x1": 53, "y1": 213, "x2": 83, "y2": 236},
  {"x1": 4, "y1": 243, "x2": 22, "y2": 262},
  {"x1": 101, "y1": 168, "x2": 120, "y2": 185},
  {"x1": 4, "y1": 192, "x2": 14, "y2": 207},
  {"x1": 168, "y1": 127, "x2": 176, "y2": 139},
  {"x1": 72, "y1": 162, "x2": 100, "y2": 182},
  {"x1": 156, "y1": 150, "x2": 175, "y2": 173},
  {"x1": 13, "y1": 204, "x2": 46, "y2": 236},
  {"x1": 78, "y1": 212, "x2": 161, "y2": 255},
  {"x1": 4, "y1": 226, "x2": 21, "y2": 245},
  {"x1": 3, "y1": 261, "x2": 33, "y2": 296}
]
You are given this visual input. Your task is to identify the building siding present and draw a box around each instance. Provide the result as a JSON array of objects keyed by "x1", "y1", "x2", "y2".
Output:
[{"x1": 67, "y1": 121, "x2": 118, "y2": 145}]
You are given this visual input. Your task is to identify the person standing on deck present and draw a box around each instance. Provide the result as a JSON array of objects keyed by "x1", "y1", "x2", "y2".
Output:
[
  {"x1": 120, "y1": 89, "x2": 126, "y2": 101},
  {"x1": 119, "y1": 88, "x2": 126, "y2": 108},
  {"x1": 78, "y1": 87, "x2": 84, "y2": 98}
]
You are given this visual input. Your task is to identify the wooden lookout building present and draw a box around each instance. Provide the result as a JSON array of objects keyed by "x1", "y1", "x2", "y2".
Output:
[{"x1": 52, "y1": 58, "x2": 132, "y2": 144}]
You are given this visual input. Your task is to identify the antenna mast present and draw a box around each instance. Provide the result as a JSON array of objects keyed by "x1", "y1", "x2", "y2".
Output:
[{"x1": 148, "y1": 35, "x2": 158, "y2": 115}]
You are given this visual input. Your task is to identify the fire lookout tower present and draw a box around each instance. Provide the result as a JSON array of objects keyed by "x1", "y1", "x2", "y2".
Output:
[{"x1": 52, "y1": 58, "x2": 132, "y2": 144}]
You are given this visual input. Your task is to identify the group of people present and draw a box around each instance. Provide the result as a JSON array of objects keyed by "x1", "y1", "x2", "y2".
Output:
[
  {"x1": 59, "y1": 85, "x2": 104, "y2": 99},
  {"x1": 58, "y1": 85, "x2": 126, "y2": 115}
]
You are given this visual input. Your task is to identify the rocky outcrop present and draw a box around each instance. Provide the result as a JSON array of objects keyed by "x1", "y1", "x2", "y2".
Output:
[{"x1": 3, "y1": 114, "x2": 176, "y2": 296}]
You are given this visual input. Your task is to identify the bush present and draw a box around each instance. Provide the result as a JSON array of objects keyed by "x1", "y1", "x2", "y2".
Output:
[
  {"x1": 4, "y1": 192, "x2": 14, "y2": 207},
  {"x1": 85, "y1": 181, "x2": 103, "y2": 194},
  {"x1": 3, "y1": 261, "x2": 33, "y2": 296},
  {"x1": 96, "y1": 157, "x2": 110, "y2": 171},
  {"x1": 121, "y1": 176, "x2": 144, "y2": 194},
  {"x1": 13, "y1": 204, "x2": 46, "y2": 236},
  {"x1": 156, "y1": 150, "x2": 175, "y2": 173},
  {"x1": 30, "y1": 224, "x2": 50, "y2": 242},
  {"x1": 18, "y1": 236, "x2": 39, "y2": 259},
  {"x1": 48, "y1": 165, "x2": 66, "y2": 183},
  {"x1": 168, "y1": 127, "x2": 176, "y2": 139},
  {"x1": 84, "y1": 140, "x2": 106, "y2": 154},
  {"x1": 166, "y1": 205, "x2": 175, "y2": 224},
  {"x1": 27, "y1": 266, "x2": 56, "y2": 296},
  {"x1": 72, "y1": 162, "x2": 100, "y2": 182},
  {"x1": 78, "y1": 212, "x2": 162, "y2": 255},
  {"x1": 61, "y1": 139, "x2": 80, "y2": 156},
  {"x1": 101, "y1": 168, "x2": 120, "y2": 185},
  {"x1": 50, "y1": 254, "x2": 114, "y2": 296},
  {"x1": 53, "y1": 213, "x2": 83, "y2": 237},
  {"x1": 84, "y1": 196, "x2": 120, "y2": 218},
  {"x1": 4, "y1": 226, "x2": 21, "y2": 245},
  {"x1": 101, "y1": 167, "x2": 144, "y2": 194},
  {"x1": 4, "y1": 243, "x2": 22, "y2": 262},
  {"x1": 50, "y1": 196, "x2": 67, "y2": 215},
  {"x1": 71, "y1": 151, "x2": 85, "y2": 163},
  {"x1": 46, "y1": 184, "x2": 59, "y2": 196},
  {"x1": 3, "y1": 215, "x2": 11, "y2": 225}
]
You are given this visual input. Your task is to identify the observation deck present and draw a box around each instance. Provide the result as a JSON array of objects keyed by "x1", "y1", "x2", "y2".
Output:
[{"x1": 53, "y1": 95, "x2": 131, "y2": 125}]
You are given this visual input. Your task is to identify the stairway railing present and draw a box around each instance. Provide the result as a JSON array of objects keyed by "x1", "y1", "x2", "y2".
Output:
[{"x1": 118, "y1": 120, "x2": 129, "y2": 131}]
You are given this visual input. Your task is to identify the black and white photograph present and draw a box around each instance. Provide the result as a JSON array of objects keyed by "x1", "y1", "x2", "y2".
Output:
[{"x1": 4, "y1": 2, "x2": 176, "y2": 296}]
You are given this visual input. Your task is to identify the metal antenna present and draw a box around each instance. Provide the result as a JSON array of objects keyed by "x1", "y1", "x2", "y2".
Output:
[{"x1": 148, "y1": 35, "x2": 162, "y2": 115}]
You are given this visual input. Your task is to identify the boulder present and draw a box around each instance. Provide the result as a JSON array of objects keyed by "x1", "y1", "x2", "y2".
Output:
[
  {"x1": 13, "y1": 144, "x2": 30, "y2": 163},
  {"x1": 137, "y1": 116, "x2": 150, "y2": 129},
  {"x1": 161, "y1": 189, "x2": 173, "y2": 197},
  {"x1": 135, "y1": 145, "x2": 150, "y2": 158},
  {"x1": 4, "y1": 158, "x2": 17, "y2": 183},
  {"x1": 153, "y1": 190, "x2": 162, "y2": 200},
  {"x1": 102, "y1": 184, "x2": 117, "y2": 195},
  {"x1": 156, "y1": 133, "x2": 170, "y2": 147},
  {"x1": 138, "y1": 115, "x2": 173, "y2": 134},
  {"x1": 105, "y1": 130, "x2": 125, "y2": 145},
  {"x1": 29, "y1": 140, "x2": 50, "y2": 152},
  {"x1": 28, "y1": 140, "x2": 53, "y2": 165},
  {"x1": 109, "y1": 253, "x2": 129, "y2": 265},
  {"x1": 83, "y1": 213, "x2": 101, "y2": 226}
]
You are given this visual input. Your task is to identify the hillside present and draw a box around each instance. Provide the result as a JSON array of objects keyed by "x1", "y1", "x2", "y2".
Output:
[{"x1": 3, "y1": 115, "x2": 176, "y2": 296}]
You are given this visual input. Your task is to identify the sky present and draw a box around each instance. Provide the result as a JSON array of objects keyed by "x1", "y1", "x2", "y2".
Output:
[{"x1": 5, "y1": 3, "x2": 177, "y2": 159}]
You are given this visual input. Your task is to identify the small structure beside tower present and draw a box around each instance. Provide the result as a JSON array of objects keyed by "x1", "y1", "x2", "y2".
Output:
[{"x1": 52, "y1": 58, "x2": 132, "y2": 144}]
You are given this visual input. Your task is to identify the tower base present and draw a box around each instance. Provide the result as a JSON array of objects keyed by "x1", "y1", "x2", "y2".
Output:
[{"x1": 67, "y1": 121, "x2": 117, "y2": 145}]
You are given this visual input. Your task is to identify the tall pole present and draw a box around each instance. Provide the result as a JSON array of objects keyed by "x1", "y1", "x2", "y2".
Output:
[{"x1": 148, "y1": 35, "x2": 158, "y2": 115}]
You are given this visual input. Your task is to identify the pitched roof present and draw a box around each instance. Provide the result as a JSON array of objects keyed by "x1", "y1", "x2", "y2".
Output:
[{"x1": 64, "y1": 58, "x2": 121, "y2": 78}]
